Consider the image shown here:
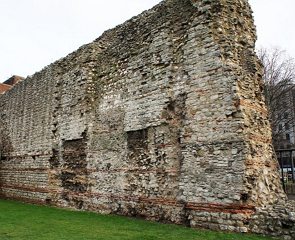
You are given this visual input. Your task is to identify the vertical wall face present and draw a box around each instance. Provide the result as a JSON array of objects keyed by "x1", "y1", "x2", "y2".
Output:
[
  {"x1": 86, "y1": 1, "x2": 236, "y2": 220},
  {"x1": 202, "y1": 0, "x2": 286, "y2": 206},
  {"x1": 84, "y1": 0, "x2": 285, "y2": 218},
  {"x1": 0, "y1": 0, "x2": 293, "y2": 237},
  {"x1": 46, "y1": 60, "x2": 93, "y2": 207},
  {"x1": 0, "y1": 71, "x2": 54, "y2": 201},
  {"x1": 0, "y1": 50, "x2": 93, "y2": 203}
]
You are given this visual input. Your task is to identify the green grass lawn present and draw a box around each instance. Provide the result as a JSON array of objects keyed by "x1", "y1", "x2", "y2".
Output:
[{"x1": 0, "y1": 199, "x2": 272, "y2": 240}]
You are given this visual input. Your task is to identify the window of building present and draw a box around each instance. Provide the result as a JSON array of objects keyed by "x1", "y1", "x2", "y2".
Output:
[
  {"x1": 284, "y1": 112, "x2": 289, "y2": 119},
  {"x1": 278, "y1": 114, "x2": 282, "y2": 120},
  {"x1": 286, "y1": 133, "x2": 291, "y2": 141},
  {"x1": 279, "y1": 124, "x2": 283, "y2": 131},
  {"x1": 285, "y1": 123, "x2": 290, "y2": 130}
]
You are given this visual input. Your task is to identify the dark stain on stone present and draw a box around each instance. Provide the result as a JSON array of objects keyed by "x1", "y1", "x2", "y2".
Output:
[
  {"x1": 60, "y1": 136, "x2": 88, "y2": 194},
  {"x1": 127, "y1": 129, "x2": 148, "y2": 152},
  {"x1": 49, "y1": 149, "x2": 59, "y2": 169},
  {"x1": 241, "y1": 193, "x2": 249, "y2": 203}
]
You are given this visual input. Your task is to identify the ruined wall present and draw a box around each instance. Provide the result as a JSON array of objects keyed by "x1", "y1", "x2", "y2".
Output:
[
  {"x1": 0, "y1": 44, "x2": 94, "y2": 203},
  {"x1": 0, "y1": 0, "x2": 294, "y2": 238},
  {"x1": 0, "y1": 71, "x2": 54, "y2": 202}
]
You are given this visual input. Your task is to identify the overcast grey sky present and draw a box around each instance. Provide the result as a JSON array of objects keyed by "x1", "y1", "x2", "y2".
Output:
[{"x1": 0, "y1": 0, "x2": 294, "y2": 82}]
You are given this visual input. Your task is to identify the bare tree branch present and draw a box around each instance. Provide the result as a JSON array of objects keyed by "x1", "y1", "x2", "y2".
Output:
[{"x1": 258, "y1": 47, "x2": 295, "y2": 149}]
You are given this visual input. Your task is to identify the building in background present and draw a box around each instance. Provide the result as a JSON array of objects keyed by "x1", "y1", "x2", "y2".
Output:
[
  {"x1": 0, "y1": 75, "x2": 24, "y2": 94},
  {"x1": 273, "y1": 87, "x2": 295, "y2": 192},
  {"x1": 273, "y1": 87, "x2": 295, "y2": 149}
]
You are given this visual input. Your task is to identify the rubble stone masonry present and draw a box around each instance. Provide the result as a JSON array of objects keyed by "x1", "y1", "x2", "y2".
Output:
[{"x1": 0, "y1": 0, "x2": 294, "y2": 238}]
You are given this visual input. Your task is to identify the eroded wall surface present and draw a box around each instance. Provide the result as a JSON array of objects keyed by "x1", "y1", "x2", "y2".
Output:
[{"x1": 0, "y1": 0, "x2": 294, "y2": 238}]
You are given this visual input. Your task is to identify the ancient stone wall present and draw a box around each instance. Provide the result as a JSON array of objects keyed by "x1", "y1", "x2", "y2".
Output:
[
  {"x1": 0, "y1": 0, "x2": 294, "y2": 238},
  {"x1": 0, "y1": 42, "x2": 94, "y2": 202},
  {"x1": 0, "y1": 71, "x2": 54, "y2": 202}
]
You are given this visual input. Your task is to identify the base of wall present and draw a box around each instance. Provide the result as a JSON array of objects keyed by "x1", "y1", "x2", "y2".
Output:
[
  {"x1": 250, "y1": 201, "x2": 295, "y2": 240},
  {"x1": 1, "y1": 190, "x2": 294, "y2": 239}
]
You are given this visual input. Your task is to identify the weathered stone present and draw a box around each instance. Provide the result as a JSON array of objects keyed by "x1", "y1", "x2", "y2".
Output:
[
  {"x1": 239, "y1": 227, "x2": 248, "y2": 233},
  {"x1": 289, "y1": 212, "x2": 295, "y2": 222},
  {"x1": 0, "y1": 0, "x2": 294, "y2": 239}
]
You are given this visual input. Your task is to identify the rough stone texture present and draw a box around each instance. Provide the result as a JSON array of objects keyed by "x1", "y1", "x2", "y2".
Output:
[
  {"x1": 250, "y1": 200, "x2": 295, "y2": 239},
  {"x1": 0, "y1": 0, "x2": 294, "y2": 238}
]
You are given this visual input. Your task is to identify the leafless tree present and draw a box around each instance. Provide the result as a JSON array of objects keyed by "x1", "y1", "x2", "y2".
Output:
[{"x1": 258, "y1": 48, "x2": 295, "y2": 149}]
